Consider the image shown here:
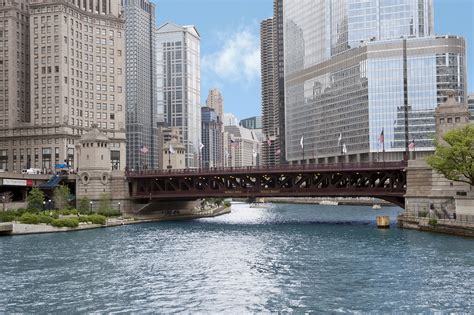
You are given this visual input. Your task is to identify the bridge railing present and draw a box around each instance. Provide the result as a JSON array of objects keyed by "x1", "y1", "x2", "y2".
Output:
[{"x1": 126, "y1": 161, "x2": 407, "y2": 177}]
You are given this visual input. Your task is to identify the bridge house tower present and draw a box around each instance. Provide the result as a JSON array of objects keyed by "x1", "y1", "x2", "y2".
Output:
[{"x1": 76, "y1": 125, "x2": 129, "y2": 212}]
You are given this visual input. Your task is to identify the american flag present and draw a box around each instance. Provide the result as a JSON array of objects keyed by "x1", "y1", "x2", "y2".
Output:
[
  {"x1": 139, "y1": 146, "x2": 149, "y2": 154},
  {"x1": 378, "y1": 129, "x2": 384, "y2": 144}
]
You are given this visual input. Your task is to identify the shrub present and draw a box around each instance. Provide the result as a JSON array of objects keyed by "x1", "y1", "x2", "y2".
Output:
[
  {"x1": 19, "y1": 213, "x2": 40, "y2": 224},
  {"x1": 87, "y1": 214, "x2": 106, "y2": 225},
  {"x1": 51, "y1": 218, "x2": 79, "y2": 228},
  {"x1": 57, "y1": 209, "x2": 78, "y2": 215},
  {"x1": 37, "y1": 214, "x2": 54, "y2": 224},
  {"x1": 223, "y1": 201, "x2": 231, "y2": 208},
  {"x1": 429, "y1": 218, "x2": 438, "y2": 226},
  {"x1": 0, "y1": 211, "x2": 17, "y2": 222},
  {"x1": 418, "y1": 211, "x2": 428, "y2": 218},
  {"x1": 78, "y1": 197, "x2": 92, "y2": 214}
]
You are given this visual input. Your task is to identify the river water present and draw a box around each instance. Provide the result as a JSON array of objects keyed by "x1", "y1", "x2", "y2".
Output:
[{"x1": 1, "y1": 203, "x2": 473, "y2": 313}]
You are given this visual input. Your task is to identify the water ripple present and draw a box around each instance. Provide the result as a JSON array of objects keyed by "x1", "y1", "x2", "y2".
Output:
[{"x1": 1, "y1": 203, "x2": 473, "y2": 313}]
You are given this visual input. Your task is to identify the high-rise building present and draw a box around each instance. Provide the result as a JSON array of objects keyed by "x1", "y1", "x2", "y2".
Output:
[
  {"x1": 204, "y1": 88, "x2": 224, "y2": 167},
  {"x1": 123, "y1": 0, "x2": 158, "y2": 170},
  {"x1": 468, "y1": 94, "x2": 474, "y2": 121},
  {"x1": 223, "y1": 112, "x2": 239, "y2": 126},
  {"x1": 240, "y1": 116, "x2": 262, "y2": 130},
  {"x1": 0, "y1": 0, "x2": 126, "y2": 172},
  {"x1": 0, "y1": 0, "x2": 30, "y2": 129},
  {"x1": 201, "y1": 106, "x2": 223, "y2": 168},
  {"x1": 283, "y1": 0, "x2": 466, "y2": 164},
  {"x1": 206, "y1": 88, "x2": 223, "y2": 121},
  {"x1": 260, "y1": 0, "x2": 285, "y2": 167},
  {"x1": 156, "y1": 22, "x2": 201, "y2": 169}
]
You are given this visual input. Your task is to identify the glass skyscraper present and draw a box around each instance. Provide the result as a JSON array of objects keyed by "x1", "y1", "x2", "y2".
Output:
[
  {"x1": 156, "y1": 23, "x2": 201, "y2": 169},
  {"x1": 123, "y1": 0, "x2": 158, "y2": 170},
  {"x1": 283, "y1": 0, "x2": 466, "y2": 164}
]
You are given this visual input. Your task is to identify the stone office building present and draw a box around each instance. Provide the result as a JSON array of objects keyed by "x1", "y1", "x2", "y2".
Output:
[{"x1": 0, "y1": 0, "x2": 126, "y2": 172}]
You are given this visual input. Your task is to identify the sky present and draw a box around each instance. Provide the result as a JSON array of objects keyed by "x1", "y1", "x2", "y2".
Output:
[{"x1": 154, "y1": 0, "x2": 474, "y2": 120}]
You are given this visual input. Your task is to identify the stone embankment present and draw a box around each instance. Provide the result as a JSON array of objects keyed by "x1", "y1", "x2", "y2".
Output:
[
  {"x1": 398, "y1": 214, "x2": 474, "y2": 237},
  {"x1": 0, "y1": 206, "x2": 230, "y2": 236}
]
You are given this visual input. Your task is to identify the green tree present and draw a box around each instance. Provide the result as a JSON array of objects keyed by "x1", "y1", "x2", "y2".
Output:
[
  {"x1": 26, "y1": 188, "x2": 45, "y2": 212},
  {"x1": 53, "y1": 185, "x2": 71, "y2": 210},
  {"x1": 426, "y1": 125, "x2": 474, "y2": 186},
  {"x1": 98, "y1": 193, "x2": 111, "y2": 213},
  {"x1": 78, "y1": 196, "x2": 91, "y2": 214}
]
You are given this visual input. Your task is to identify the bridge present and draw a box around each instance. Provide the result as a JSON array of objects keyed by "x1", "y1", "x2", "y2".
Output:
[{"x1": 127, "y1": 161, "x2": 408, "y2": 208}]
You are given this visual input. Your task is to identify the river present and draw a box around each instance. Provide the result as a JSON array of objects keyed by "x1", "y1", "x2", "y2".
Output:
[{"x1": 1, "y1": 203, "x2": 473, "y2": 313}]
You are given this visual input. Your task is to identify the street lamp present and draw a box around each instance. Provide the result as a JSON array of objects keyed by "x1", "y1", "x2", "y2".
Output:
[
  {"x1": 89, "y1": 201, "x2": 93, "y2": 213},
  {"x1": 2, "y1": 195, "x2": 5, "y2": 212},
  {"x1": 118, "y1": 202, "x2": 121, "y2": 213},
  {"x1": 43, "y1": 201, "x2": 46, "y2": 212},
  {"x1": 48, "y1": 199, "x2": 52, "y2": 211}
]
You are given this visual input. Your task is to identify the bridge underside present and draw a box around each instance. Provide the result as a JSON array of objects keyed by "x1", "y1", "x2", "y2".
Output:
[{"x1": 128, "y1": 163, "x2": 407, "y2": 208}]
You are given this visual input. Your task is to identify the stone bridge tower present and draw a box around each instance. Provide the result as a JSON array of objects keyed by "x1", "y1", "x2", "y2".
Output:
[{"x1": 76, "y1": 125, "x2": 130, "y2": 212}]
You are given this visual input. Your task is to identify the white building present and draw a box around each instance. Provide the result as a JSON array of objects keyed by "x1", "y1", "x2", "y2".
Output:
[
  {"x1": 156, "y1": 22, "x2": 201, "y2": 169},
  {"x1": 223, "y1": 112, "x2": 239, "y2": 127},
  {"x1": 224, "y1": 125, "x2": 263, "y2": 167}
]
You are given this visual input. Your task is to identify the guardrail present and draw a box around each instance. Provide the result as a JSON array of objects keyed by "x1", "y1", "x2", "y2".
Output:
[{"x1": 126, "y1": 161, "x2": 408, "y2": 177}]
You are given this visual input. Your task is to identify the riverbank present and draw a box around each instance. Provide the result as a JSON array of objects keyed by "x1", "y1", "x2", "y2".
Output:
[
  {"x1": 398, "y1": 213, "x2": 474, "y2": 237},
  {"x1": 0, "y1": 206, "x2": 231, "y2": 236}
]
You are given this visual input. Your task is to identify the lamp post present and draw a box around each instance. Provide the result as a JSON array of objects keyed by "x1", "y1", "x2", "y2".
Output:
[
  {"x1": 48, "y1": 199, "x2": 52, "y2": 211},
  {"x1": 89, "y1": 201, "x2": 93, "y2": 213},
  {"x1": 42, "y1": 201, "x2": 46, "y2": 212},
  {"x1": 118, "y1": 202, "x2": 121, "y2": 213},
  {"x1": 2, "y1": 195, "x2": 5, "y2": 212}
]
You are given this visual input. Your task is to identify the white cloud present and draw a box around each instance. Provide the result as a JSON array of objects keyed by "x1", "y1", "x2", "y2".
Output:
[{"x1": 202, "y1": 29, "x2": 261, "y2": 84}]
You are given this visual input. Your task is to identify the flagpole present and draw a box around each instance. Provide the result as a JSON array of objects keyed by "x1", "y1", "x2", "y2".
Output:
[{"x1": 168, "y1": 143, "x2": 171, "y2": 169}]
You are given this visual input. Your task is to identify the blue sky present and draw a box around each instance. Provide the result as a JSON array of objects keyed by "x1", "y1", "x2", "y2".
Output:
[{"x1": 155, "y1": 0, "x2": 474, "y2": 120}]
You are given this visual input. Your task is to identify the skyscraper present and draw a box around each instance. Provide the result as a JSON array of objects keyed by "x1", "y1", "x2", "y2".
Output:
[
  {"x1": 0, "y1": 0, "x2": 126, "y2": 172},
  {"x1": 206, "y1": 88, "x2": 223, "y2": 121},
  {"x1": 156, "y1": 22, "x2": 201, "y2": 169},
  {"x1": 123, "y1": 0, "x2": 158, "y2": 170},
  {"x1": 283, "y1": 0, "x2": 466, "y2": 164},
  {"x1": 261, "y1": 0, "x2": 285, "y2": 166},
  {"x1": 201, "y1": 106, "x2": 222, "y2": 168},
  {"x1": 204, "y1": 88, "x2": 224, "y2": 167}
]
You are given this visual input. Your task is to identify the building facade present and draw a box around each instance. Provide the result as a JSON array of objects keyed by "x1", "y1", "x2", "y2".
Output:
[
  {"x1": 204, "y1": 89, "x2": 224, "y2": 167},
  {"x1": 468, "y1": 94, "x2": 474, "y2": 121},
  {"x1": 156, "y1": 22, "x2": 201, "y2": 169},
  {"x1": 224, "y1": 125, "x2": 263, "y2": 168},
  {"x1": 283, "y1": 0, "x2": 466, "y2": 164},
  {"x1": 223, "y1": 112, "x2": 239, "y2": 127},
  {"x1": 206, "y1": 88, "x2": 223, "y2": 121},
  {"x1": 240, "y1": 116, "x2": 262, "y2": 130},
  {"x1": 201, "y1": 106, "x2": 223, "y2": 168},
  {"x1": 157, "y1": 126, "x2": 185, "y2": 170},
  {"x1": 260, "y1": 0, "x2": 286, "y2": 167},
  {"x1": 0, "y1": 0, "x2": 126, "y2": 172},
  {"x1": 123, "y1": 0, "x2": 158, "y2": 170}
]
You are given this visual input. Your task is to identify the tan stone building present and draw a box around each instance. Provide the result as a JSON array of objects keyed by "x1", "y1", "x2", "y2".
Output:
[
  {"x1": 0, "y1": 0, "x2": 126, "y2": 173},
  {"x1": 157, "y1": 126, "x2": 185, "y2": 170}
]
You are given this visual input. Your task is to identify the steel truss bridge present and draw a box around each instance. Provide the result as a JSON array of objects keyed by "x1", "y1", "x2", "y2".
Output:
[{"x1": 127, "y1": 162, "x2": 408, "y2": 208}]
